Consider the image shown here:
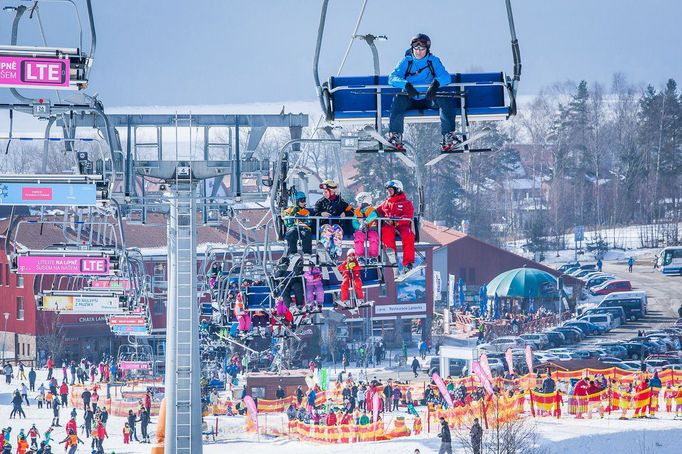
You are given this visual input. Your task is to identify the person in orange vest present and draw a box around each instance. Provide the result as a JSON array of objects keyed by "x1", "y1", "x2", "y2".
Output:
[
  {"x1": 59, "y1": 429, "x2": 84, "y2": 454},
  {"x1": 634, "y1": 378, "x2": 650, "y2": 418},
  {"x1": 338, "y1": 249, "x2": 364, "y2": 307},
  {"x1": 675, "y1": 384, "x2": 682, "y2": 418},
  {"x1": 352, "y1": 192, "x2": 379, "y2": 261},
  {"x1": 553, "y1": 390, "x2": 563, "y2": 418},
  {"x1": 413, "y1": 416, "x2": 422, "y2": 435},
  {"x1": 123, "y1": 422, "x2": 132, "y2": 444},
  {"x1": 15, "y1": 434, "x2": 28, "y2": 454},
  {"x1": 234, "y1": 291, "x2": 251, "y2": 334}
]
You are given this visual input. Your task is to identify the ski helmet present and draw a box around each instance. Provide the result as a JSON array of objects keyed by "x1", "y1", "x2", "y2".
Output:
[
  {"x1": 385, "y1": 179, "x2": 404, "y2": 193},
  {"x1": 347, "y1": 248, "x2": 356, "y2": 257},
  {"x1": 355, "y1": 192, "x2": 373, "y2": 205},
  {"x1": 319, "y1": 179, "x2": 338, "y2": 190},
  {"x1": 293, "y1": 191, "x2": 306, "y2": 202},
  {"x1": 411, "y1": 33, "x2": 431, "y2": 50}
]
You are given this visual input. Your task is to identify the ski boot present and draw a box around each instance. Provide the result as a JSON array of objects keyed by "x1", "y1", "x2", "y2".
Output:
[
  {"x1": 441, "y1": 131, "x2": 462, "y2": 152},
  {"x1": 386, "y1": 132, "x2": 404, "y2": 150}
]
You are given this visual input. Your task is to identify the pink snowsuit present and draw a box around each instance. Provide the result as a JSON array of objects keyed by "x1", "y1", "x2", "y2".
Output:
[
  {"x1": 304, "y1": 266, "x2": 325, "y2": 305},
  {"x1": 352, "y1": 205, "x2": 379, "y2": 257}
]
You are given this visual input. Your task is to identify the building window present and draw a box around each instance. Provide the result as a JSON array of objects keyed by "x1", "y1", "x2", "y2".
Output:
[
  {"x1": 16, "y1": 296, "x2": 24, "y2": 320},
  {"x1": 468, "y1": 268, "x2": 476, "y2": 285},
  {"x1": 27, "y1": 344, "x2": 30, "y2": 357},
  {"x1": 4, "y1": 264, "x2": 8, "y2": 286},
  {"x1": 379, "y1": 284, "x2": 387, "y2": 298},
  {"x1": 16, "y1": 274, "x2": 24, "y2": 288},
  {"x1": 153, "y1": 300, "x2": 165, "y2": 315},
  {"x1": 21, "y1": 343, "x2": 25, "y2": 356}
]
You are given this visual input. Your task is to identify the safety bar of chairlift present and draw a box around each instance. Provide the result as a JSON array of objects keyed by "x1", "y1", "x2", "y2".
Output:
[
  {"x1": 42, "y1": 288, "x2": 126, "y2": 296},
  {"x1": 280, "y1": 214, "x2": 419, "y2": 257},
  {"x1": 13, "y1": 248, "x2": 119, "y2": 257}
]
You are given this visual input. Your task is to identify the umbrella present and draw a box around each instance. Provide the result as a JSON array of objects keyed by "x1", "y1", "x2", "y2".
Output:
[
  {"x1": 493, "y1": 293, "x2": 500, "y2": 320},
  {"x1": 458, "y1": 278, "x2": 466, "y2": 307},
  {"x1": 479, "y1": 284, "x2": 488, "y2": 316}
]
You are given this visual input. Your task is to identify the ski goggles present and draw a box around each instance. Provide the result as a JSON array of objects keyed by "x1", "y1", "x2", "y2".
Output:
[{"x1": 412, "y1": 44, "x2": 427, "y2": 51}]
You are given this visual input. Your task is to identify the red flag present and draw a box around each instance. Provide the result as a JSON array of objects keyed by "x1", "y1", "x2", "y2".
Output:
[
  {"x1": 472, "y1": 361, "x2": 495, "y2": 395},
  {"x1": 525, "y1": 345, "x2": 534, "y2": 374},
  {"x1": 479, "y1": 352, "x2": 493, "y2": 381}
]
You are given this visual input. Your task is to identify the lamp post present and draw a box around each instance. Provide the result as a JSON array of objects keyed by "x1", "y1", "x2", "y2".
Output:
[{"x1": 2, "y1": 312, "x2": 9, "y2": 364}]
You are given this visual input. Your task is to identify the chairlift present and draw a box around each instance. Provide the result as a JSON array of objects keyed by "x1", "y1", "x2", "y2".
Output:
[{"x1": 313, "y1": 0, "x2": 521, "y2": 156}]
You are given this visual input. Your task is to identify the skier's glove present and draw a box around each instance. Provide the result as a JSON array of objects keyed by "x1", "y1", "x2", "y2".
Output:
[
  {"x1": 425, "y1": 80, "x2": 440, "y2": 101},
  {"x1": 404, "y1": 82, "x2": 419, "y2": 98}
]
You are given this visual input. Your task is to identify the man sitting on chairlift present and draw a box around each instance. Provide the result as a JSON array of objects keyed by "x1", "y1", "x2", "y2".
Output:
[{"x1": 386, "y1": 33, "x2": 459, "y2": 151}]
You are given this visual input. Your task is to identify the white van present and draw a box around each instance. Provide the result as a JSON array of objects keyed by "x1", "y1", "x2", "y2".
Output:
[
  {"x1": 581, "y1": 313, "x2": 614, "y2": 330},
  {"x1": 600, "y1": 291, "x2": 648, "y2": 314}
]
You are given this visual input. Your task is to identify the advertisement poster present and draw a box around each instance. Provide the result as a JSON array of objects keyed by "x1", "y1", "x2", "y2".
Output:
[
  {"x1": 0, "y1": 182, "x2": 96, "y2": 206},
  {"x1": 42, "y1": 295, "x2": 122, "y2": 313},
  {"x1": 396, "y1": 255, "x2": 426, "y2": 302},
  {"x1": 17, "y1": 256, "x2": 110, "y2": 275},
  {"x1": 0, "y1": 56, "x2": 71, "y2": 89}
]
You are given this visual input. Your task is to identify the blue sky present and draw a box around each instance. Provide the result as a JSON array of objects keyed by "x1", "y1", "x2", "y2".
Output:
[{"x1": 1, "y1": 0, "x2": 680, "y2": 107}]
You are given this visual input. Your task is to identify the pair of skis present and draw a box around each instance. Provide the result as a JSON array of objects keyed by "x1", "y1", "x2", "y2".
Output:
[{"x1": 362, "y1": 125, "x2": 492, "y2": 167}]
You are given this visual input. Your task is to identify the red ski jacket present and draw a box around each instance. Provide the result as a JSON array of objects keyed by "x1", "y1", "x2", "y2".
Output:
[{"x1": 376, "y1": 192, "x2": 414, "y2": 227}]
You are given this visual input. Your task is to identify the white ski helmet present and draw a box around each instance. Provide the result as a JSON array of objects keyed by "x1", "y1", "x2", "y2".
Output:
[
  {"x1": 385, "y1": 179, "x2": 404, "y2": 193},
  {"x1": 355, "y1": 192, "x2": 373, "y2": 205},
  {"x1": 347, "y1": 248, "x2": 356, "y2": 257}
]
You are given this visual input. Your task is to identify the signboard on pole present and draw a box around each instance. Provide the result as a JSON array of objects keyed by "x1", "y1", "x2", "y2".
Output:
[
  {"x1": 574, "y1": 226, "x2": 584, "y2": 242},
  {"x1": 0, "y1": 56, "x2": 71, "y2": 89},
  {"x1": 447, "y1": 274, "x2": 456, "y2": 307},
  {"x1": 42, "y1": 295, "x2": 122, "y2": 313},
  {"x1": 0, "y1": 182, "x2": 96, "y2": 206},
  {"x1": 17, "y1": 256, "x2": 110, "y2": 275},
  {"x1": 433, "y1": 271, "x2": 442, "y2": 302}
]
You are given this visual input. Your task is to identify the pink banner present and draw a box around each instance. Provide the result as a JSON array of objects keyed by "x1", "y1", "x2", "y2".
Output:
[
  {"x1": 22, "y1": 187, "x2": 53, "y2": 200},
  {"x1": 17, "y1": 255, "x2": 110, "y2": 275},
  {"x1": 525, "y1": 345, "x2": 534, "y2": 374},
  {"x1": 0, "y1": 56, "x2": 70, "y2": 89},
  {"x1": 118, "y1": 361, "x2": 151, "y2": 371},
  {"x1": 244, "y1": 395, "x2": 259, "y2": 431},
  {"x1": 472, "y1": 361, "x2": 494, "y2": 396},
  {"x1": 479, "y1": 352, "x2": 493, "y2": 381},
  {"x1": 372, "y1": 390, "x2": 380, "y2": 423},
  {"x1": 108, "y1": 316, "x2": 146, "y2": 326},
  {"x1": 505, "y1": 348, "x2": 515, "y2": 375},
  {"x1": 432, "y1": 373, "x2": 454, "y2": 408}
]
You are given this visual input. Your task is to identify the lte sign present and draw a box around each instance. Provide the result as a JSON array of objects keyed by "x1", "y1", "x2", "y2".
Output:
[
  {"x1": 0, "y1": 56, "x2": 70, "y2": 89},
  {"x1": 80, "y1": 258, "x2": 109, "y2": 274}
]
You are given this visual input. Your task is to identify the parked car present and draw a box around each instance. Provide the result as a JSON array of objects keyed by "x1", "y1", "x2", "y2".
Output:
[
  {"x1": 620, "y1": 342, "x2": 651, "y2": 360},
  {"x1": 558, "y1": 262, "x2": 581, "y2": 273},
  {"x1": 553, "y1": 327, "x2": 582, "y2": 343},
  {"x1": 590, "y1": 280, "x2": 632, "y2": 296},
  {"x1": 580, "y1": 307, "x2": 626, "y2": 326},
  {"x1": 579, "y1": 313, "x2": 614, "y2": 330},
  {"x1": 487, "y1": 357, "x2": 507, "y2": 376},
  {"x1": 595, "y1": 344, "x2": 628, "y2": 359},
  {"x1": 426, "y1": 357, "x2": 468, "y2": 377},
  {"x1": 543, "y1": 331, "x2": 566, "y2": 349},
  {"x1": 602, "y1": 361, "x2": 640, "y2": 371},
  {"x1": 596, "y1": 296, "x2": 644, "y2": 321},
  {"x1": 564, "y1": 320, "x2": 607, "y2": 335},
  {"x1": 520, "y1": 333, "x2": 549, "y2": 350},
  {"x1": 477, "y1": 336, "x2": 527, "y2": 353}
]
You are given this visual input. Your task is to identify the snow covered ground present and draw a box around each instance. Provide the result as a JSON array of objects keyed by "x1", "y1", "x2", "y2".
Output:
[{"x1": 2, "y1": 369, "x2": 682, "y2": 453}]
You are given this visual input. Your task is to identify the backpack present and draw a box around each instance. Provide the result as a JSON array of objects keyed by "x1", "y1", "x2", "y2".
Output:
[{"x1": 402, "y1": 50, "x2": 436, "y2": 80}]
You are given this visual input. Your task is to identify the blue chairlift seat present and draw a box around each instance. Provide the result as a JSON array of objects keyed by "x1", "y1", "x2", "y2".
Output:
[
  {"x1": 244, "y1": 285, "x2": 272, "y2": 311},
  {"x1": 326, "y1": 72, "x2": 510, "y2": 122}
]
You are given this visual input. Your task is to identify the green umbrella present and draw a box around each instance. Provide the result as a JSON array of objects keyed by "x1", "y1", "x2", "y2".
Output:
[{"x1": 485, "y1": 267, "x2": 559, "y2": 299}]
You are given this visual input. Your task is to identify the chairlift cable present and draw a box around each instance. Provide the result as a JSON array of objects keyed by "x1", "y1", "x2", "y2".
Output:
[{"x1": 336, "y1": 0, "x2": 369, "y2": 76}]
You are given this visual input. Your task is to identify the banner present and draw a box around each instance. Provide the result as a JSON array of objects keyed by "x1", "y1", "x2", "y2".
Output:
[
  {"x1": 108, "y1": 315, "x2": 146, "y2": 326},
  {"x1": 447, "y1": 274, "x2": 456, "y2": 307},
  {"x1": 111, "y1": 325, "x2": 149, "y2": 336},
  {"x1": 525, "y1": 345, "x2": 534, "y2": 374},
  {"x1": 0, "y1": 56, "x2": 71, "y2": 89},
  {"x1": 372, "y1": 391, "x2": 380, "y2": 423},
  {"x1": 0, "y1": 182, "x2": 96, "y2": 206},
  {"x1": 479, "y1": 352, "x2": 493, "y2": 381},
  {"x1": 433, "y1": 271, "x2": 442, "y2": 302},
  {"x1": 472, "y1": 361, "x2": 494, "y2": 396},
  {"x1": 505, "y1": 348, "x2": 515, "y2": 375},
  {"x1": 118, "y1": 361, "x2": 151, "y2": 371},
  {"x1": 432, "y1": 373, "x2": 454, "y2": 408},
  {"x1": 91, "y1": 279, "x2": 130, "y2": 290},
  {"x1": 243, "y1": 395, "x2": 259, "y2": 432},
  {"x1": 18, "y1": 255, "x2": 110, "y2": 275},
  {"x1": 42, "y1": 295, "x2": 122, "y2": 313}
]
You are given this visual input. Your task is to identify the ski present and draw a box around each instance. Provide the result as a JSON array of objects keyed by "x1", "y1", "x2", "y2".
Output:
[
  {"x1": 362, "y1": 126, "x2": 417, "y2": 169},
  {"x1": 425, "y1": 127, "x2": 493, "y2": 167},
  {"x1": 394, "y1": 264, "x2": 425, "y2": 282}
]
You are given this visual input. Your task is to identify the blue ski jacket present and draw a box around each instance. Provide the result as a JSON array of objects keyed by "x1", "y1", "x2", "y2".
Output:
[{"x1": 388, "y1": 49, "x2": 452, "y2": 99}]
